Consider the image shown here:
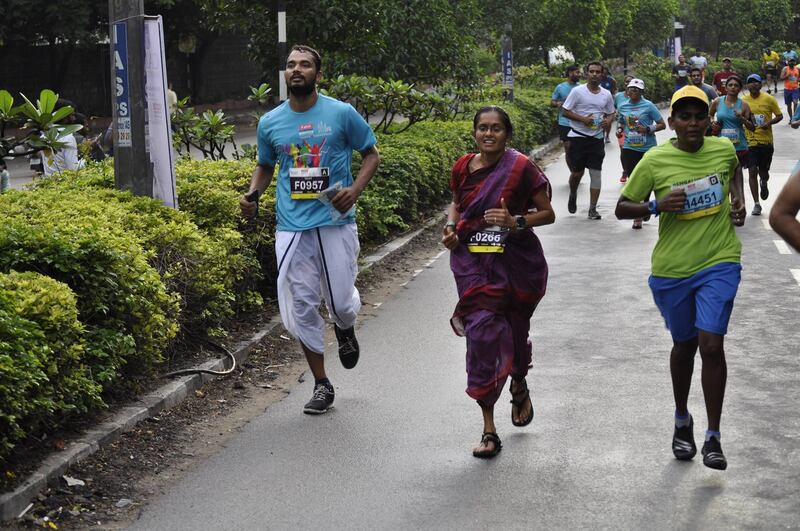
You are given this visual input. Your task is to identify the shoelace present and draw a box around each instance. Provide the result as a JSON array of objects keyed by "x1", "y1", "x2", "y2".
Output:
[
  {"x1": 312, "y1": 385, "x2": 331, "y2": 401},
  {"x1": 339, "y1": 338, "x2": 357, "y2": 356}
]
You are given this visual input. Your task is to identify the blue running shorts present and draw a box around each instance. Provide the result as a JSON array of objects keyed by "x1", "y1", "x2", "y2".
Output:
[{"x1": 648, "y1": 262, "x2": 741, "y2": 342}]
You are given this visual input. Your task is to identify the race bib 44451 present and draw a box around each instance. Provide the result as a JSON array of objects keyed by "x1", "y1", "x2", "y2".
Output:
[{"x1": 673, "y1": 174, "x2": 724, "y2": 220}]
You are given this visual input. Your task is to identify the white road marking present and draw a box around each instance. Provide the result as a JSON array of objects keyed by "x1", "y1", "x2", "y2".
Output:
[
  {"x1": 791, "y1": 269, "x2": 800, "y2": 286},
  {"x1": 774, "y1": 240, "x2": 793, "y2": 254}
]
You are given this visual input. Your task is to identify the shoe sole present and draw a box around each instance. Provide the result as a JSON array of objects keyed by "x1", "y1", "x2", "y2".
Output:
[
  {"x1": 673, "y1": 448, "x2": 697, "y2": 460},
  {"x1": 303, "y1": 405, "x2": 333, "y2": 415},
  {"x1": 702, "y1": 456, "x2": 727, "y2": 470},
  {"x1": 340, "y1": 353, "x2": 359, "y2": 369}
]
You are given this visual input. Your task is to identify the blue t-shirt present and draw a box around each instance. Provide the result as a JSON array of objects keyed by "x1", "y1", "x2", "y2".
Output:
[
  {"x1": 784, "y1": 50, "x2": 798, "y2": 62},
  {"x1": 552, "y1": 81, "x2": 580, "y2": 127},
  {"x1": 614, "y1": 91, "x2": 628, "y2": 109},
  {"x1": 600, "y1": 75, "x2": 616, "y2": 92},
  {"x1": 257, "y1": 95, "x2": 377, "y2": 232},
  {"x1": 617, "y1": 97, "x2": 662, "y2": 152},
  {"x1": 715, "y1": 97, "x2": 748, "y2": 152}
]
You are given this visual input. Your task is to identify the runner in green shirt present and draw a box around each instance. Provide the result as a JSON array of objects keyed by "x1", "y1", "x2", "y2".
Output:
[{"x1": 615, "y1": 85, "x2": 746, "y2": 471}]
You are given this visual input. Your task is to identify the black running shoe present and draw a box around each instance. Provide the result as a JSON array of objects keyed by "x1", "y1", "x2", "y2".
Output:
[
  {"x1": 334, "y1": 324, "x2": 360, "y2": 369},
  {"x1": 701, "y1": 437, "x2": 728, "y2": 470},
  {"x1": 303, "y1": 383, "x2": 334, "y2": 415},
  {"x1": 672, "y1": 416, "x2": 697, "y2": 460},
  {"x1": 760, "y1": 178, "x2": 769, "y2": 200},
  {"x1": 568, "y1": 192, "x2": 577, "y2": 214}
]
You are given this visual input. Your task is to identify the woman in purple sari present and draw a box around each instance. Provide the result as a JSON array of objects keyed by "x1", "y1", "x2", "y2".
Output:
[{"x1": 443, "y1": 106, "x2": 554, "y2": 458}]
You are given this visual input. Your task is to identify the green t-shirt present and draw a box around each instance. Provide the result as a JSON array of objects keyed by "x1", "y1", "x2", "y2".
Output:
[{"x1": 622, "y1": 136, "x2": 741, "y2": 278}]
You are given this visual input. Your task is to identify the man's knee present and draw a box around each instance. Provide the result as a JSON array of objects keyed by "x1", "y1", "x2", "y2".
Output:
[
  {"x1": 698, "y1": 332, "x2": 725, "y2": 359},
  {"x1": 589, "y1": 168, "x2": 602, "y2": 189},
  {"x1": 672, "y1": 337, "x2": 698, "y2": 359}
]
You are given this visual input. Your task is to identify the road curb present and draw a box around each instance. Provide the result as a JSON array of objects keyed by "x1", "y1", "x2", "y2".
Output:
[
  {"x1": 1, "y1": 132, "x2": 564, "y2": 521},
  {"x1": 0, "y1": 216, "x2": 443, "y2": 522}
]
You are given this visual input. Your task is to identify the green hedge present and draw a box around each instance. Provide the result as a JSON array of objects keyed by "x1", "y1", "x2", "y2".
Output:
[
  {"x1": 0, "y1": 271, "x2": 102, "y2": 458},
  {"x1": 0, "y1": 88, "x2": 557, "y2": 462}
]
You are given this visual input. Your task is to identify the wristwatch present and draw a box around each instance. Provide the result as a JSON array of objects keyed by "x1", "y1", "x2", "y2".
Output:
[
  {"x1": 515, "y1": 215, "x2": 526, "y2": 230},
  {"x1": 648, "y1": 200, "x2": 660, "y2": 217}
]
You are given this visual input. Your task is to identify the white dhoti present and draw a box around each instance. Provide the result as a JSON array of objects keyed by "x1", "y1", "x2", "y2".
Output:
[{"x1": 275, "y1": 224, "x2": 361, "y2": 355}]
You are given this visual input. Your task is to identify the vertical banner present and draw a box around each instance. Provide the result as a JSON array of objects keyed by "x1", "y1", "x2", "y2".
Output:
[
  {"x1": 143, "y1": 16, "x2": 178, "y2": 209},
  {"x1": 674, "y1": 36, "x2": 682, "y2": 62},
  {"x1": 113, "y1": 22, "x2": 132, "y2": 147},
  {"x1": 501, "y1": 34, "x2": 514, "y2": 101}
]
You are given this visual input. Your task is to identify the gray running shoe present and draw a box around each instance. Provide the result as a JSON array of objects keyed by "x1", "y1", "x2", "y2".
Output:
[
  {"x1": 752, "y1": 203, "x2": 762, "y2": 216},
  {"x1": 303, "y1": 383, "x2": 334, "y2": 415},
  {"x1": 587, "y1": 207, "x2": 602, "y2": 220}
]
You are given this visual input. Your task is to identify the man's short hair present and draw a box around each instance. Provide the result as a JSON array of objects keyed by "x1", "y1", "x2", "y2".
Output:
[
  {"x1": 566, "y1": 65, "x2": 580, "y2": 75},
  {"x1": 690, "y1": 67, "x2": 703, "y2": 75},
  {"x1": 586, "y1": 61, "x2": 603, "y2": 72},
  {"x1": 290, "y1": 44, "x2": 322, "y2": 72}
]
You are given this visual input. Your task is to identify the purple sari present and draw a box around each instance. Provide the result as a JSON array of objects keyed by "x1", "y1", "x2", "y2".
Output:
[{"x1": 449, "y1": 149, "x2": 550, "y2": 406}]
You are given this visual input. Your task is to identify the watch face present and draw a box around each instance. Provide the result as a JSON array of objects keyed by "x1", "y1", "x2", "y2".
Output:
[{"x1": 516, "y1": 216, "x2": 525, "y2": 229}]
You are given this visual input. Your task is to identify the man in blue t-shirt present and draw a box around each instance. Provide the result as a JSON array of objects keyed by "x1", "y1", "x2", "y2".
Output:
[
  {"x1": 551, "y1": 65, "x2": 582, "y2": 166},
  {"x1": 240, "y1": 45, "x2": 380, "y2": 415}
]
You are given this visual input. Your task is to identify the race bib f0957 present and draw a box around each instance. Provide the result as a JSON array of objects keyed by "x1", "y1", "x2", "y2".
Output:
[
  {"x1": 467, "y1": 226, "x2": 509, "y2": 253},
  {"x1": 673, "y1": 174, "x2": 724, "y2": 220},
  {"x1": 290, "y1": 167, "x2": 330, "y2": 199}
]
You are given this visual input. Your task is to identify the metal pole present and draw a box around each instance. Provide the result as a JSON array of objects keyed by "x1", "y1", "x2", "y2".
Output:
[
  {"x1": 277, "y1": 0, "x2": 287, "y2": 101},
  {"x1": 109, "y1": 0, "x2": 154, "y2": 197}
]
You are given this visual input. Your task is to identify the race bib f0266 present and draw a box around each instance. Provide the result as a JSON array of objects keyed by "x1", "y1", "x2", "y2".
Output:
[
  {"x1": 467, "y1": 226, "x2": 509, "y2": 253},
  {"x1": 673, "y1": 174, "x2": 724, "y2": 220},
  {"x1": 290, "y1": 167, "x2": 330, "y2": 199}
]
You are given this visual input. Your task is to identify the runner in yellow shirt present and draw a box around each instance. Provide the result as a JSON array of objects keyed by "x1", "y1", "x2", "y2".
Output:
[
  {"x1": 742, "y1": 74, "x2": 783, "y2": 215},
  {"x1": 762, "y1": 48, "x2": 781, "y2": 94}
]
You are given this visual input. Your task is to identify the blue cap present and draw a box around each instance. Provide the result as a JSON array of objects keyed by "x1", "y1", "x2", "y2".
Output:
[{"x1": 746, "y1": 74, "x2": 763, "y2": 83}]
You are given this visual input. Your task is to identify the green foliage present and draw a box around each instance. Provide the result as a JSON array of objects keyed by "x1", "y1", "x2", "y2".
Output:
[
  {"x1": 0, "y1": 271, "x2": 102, "y2": 461},
  {"x1": 628, "y1": 52, "x2": 675, "y2": 104},
  {"x1": 0, "y1": 197, "x2": 180, "y2": 388},
  {"x1": 603, "y1": 0, "x2": 679, "y2": 58},
  {"x1": 320, "y1": 75, "x2": 449, "y2": 134},
  {"x1": 0, "y1": 89, "x2": 84, "y2": 160}
]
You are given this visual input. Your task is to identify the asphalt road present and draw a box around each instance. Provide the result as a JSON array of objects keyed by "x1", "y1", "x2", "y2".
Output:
[{"x1": 125, "y1": 111, "x2": 799, "y2": 529}]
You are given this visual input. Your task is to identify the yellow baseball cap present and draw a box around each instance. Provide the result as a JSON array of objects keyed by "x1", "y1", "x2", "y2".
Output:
[{"x1": 670, "y1": 85, "x2": 709, "y2": 111}]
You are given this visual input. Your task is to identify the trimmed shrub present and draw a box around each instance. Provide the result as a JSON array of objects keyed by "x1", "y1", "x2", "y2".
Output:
[
  {"x1": 0, "y1": 214, "x2": 179, "y2": 388},
  {"x1": 0, "y1": 271, "x2": 102, "y2": 460}
]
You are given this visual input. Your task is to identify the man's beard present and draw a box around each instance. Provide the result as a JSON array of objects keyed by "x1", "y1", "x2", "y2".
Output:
[{"x1": 289, "y1": 80, "x2": 315, "y2": 96}]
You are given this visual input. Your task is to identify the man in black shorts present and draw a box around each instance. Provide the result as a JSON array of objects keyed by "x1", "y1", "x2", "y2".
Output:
[
  {"x1": 551, "y1": 65, "x2": 582, "y2": 167},
  {"x1": 561, "y1": 62, "x2": 616, "y2": 220},
  {"x1": 743, "y1": 74, "x2": 783, "y2": 215}
]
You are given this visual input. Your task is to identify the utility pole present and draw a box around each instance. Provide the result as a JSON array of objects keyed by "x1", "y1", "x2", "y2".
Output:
[
  {"x1": 277, "y1": 0, "x2": 287, "y2": 101},
  {"x1": 109, "y1": 0, "x2": 153, "y2": 197}
]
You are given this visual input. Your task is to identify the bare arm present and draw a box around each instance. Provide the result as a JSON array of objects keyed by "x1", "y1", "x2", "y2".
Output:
[
  {"x1": 729, "y1": 160, "x2": 746, "y2": 227},
  {"x1": 769, "y1": 169, "x2": 800, "y2": 251},
  {"x1": 331, "y1": 146, "x2": 380, "y2": 213},
  {"x1": 240, "y1": 163, "x2": 275, "y2": 218},
  {"x1": 550, "y1": 99, "x2": 563, "y2": 108},
  {"x1": 442, "y1": 199, "x2": 460, "y2": 250},
  {"x1": 615, "y1": 190, "x2": 687, "y2": 220}
]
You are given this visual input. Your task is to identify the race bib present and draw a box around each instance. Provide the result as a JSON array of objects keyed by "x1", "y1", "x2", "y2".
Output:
[
  {"x1": 626, "y1": 129, "x2": 646, "y2": 147},
  {"x1": 767, "y1": 61, "x2": 775, "y2": 67},
  {"x1": 467, "y1": 226, "x2": 509, "y2": 253},
  {"x1": 290, "y1": 167, "x2": 330, "y2": 199},
  {"x1": 720, "y1": 127, "x2": 739, "y2": 144},
  {"x1": 754, "y1": 114, "x2": 766, "y2": 126},
  {"x1": 677, "y1": 69, "x2": 687, "y2": 77},
  {"x1": 673, "y1": 174, "x2": 724, "y2": 220}
]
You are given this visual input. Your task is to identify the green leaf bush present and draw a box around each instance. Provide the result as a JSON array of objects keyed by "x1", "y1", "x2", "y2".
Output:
[{"x1": 0, "y1": 271, "x2": 102, "y2": 458}]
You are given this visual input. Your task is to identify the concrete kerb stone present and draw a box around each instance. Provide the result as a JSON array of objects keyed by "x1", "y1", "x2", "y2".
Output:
[{"x1": 0, "y1": 212, "x2": 450, "y2": 523}]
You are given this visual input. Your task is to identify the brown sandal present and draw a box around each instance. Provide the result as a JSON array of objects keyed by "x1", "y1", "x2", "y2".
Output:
[
  {"x1": 509, "y1": 377, "x2": 534, "y2": 427},
  {"x1": 472, "y1": 432, "x2": 502, "y2": 458}
]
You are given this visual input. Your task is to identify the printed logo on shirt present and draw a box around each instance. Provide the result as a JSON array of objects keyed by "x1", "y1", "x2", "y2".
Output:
[{"x1": 283, "y1": 139, "x2": 327, "y2": 168}]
